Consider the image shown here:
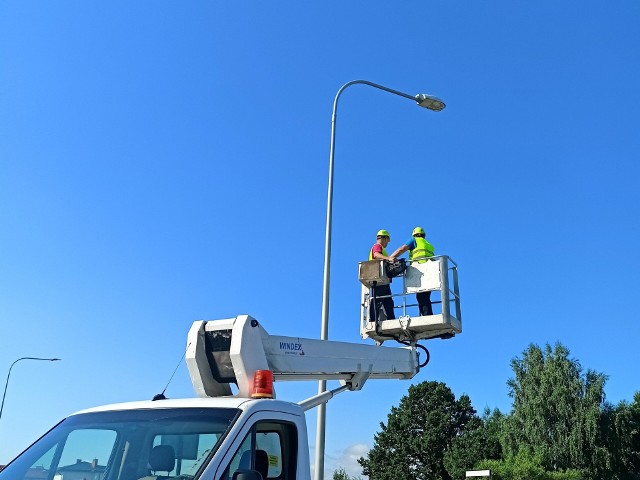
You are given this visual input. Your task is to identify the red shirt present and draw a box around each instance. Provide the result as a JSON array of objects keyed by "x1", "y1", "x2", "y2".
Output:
[{"x1": 371, "y1": 243, "x2": 384, "y2": 258}]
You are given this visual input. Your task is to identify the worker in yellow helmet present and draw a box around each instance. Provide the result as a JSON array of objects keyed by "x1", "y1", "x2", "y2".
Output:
[
  {"x1": 389, "y1": 227, "x2": 435, "y2": 316},
  {"x1": 368, "y1": 229, "x2": 396, "y2": 322}
]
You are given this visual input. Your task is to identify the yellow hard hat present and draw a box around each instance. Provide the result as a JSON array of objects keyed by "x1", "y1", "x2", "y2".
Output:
[
  {"x1": 412, "y1": 226, "x2": 425, "y2": 237},
  {"x1": 376, "y1": 229, "x2": 391, "y2": 240}
]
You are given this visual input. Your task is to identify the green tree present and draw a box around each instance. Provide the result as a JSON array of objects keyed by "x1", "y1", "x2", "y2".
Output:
[
  {"x1": 444, "y1": 408, "x2": 504, "y2": 479},
  {"x1": 630, "y1": 392, "x2": 640, "y2": 474},
  {"x1": 358, "y1": 381, "x2": 479, "y2": 480},
  {"x1": 597, "y1": 392, "x2": 640, "y2": 479},
  {"x1": 501, "y1": 343, "x2": 607, "y2": 474},
  {"x1": 332, "y1": 467, "x2": 362, "y2": 480},
  {"x1": 477, "y1": 450, "x2": 584, "y2": 480},
  {"x1": 482, "y1": 407, "x2": 505, "y2": 460}
]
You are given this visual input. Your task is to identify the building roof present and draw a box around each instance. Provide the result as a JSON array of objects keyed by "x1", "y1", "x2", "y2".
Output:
[{"x1": 58, "y1": 460, "x2": 105, "y2": 473}]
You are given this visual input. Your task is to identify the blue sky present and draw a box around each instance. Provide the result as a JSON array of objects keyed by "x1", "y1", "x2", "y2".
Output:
[{"x1": 1, "y1": 1, "x2": 639, "y2": 476}]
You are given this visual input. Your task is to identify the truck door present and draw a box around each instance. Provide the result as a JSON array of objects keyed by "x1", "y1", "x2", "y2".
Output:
[{"x1": 221, "y1": 421, "x2": 297, "y2": 480}]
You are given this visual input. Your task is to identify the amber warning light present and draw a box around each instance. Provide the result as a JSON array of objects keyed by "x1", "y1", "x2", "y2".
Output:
[{"x1": 251, "y1": 370, "x2": 274, "y2": 398}]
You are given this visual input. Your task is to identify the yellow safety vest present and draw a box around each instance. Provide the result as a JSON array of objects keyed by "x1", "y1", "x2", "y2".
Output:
[
  {"x1": 369, "y1": 245, "x2": 388, "y2": 261},
  {"x1": 409, "y1": 237, "x2": 434, "y2": 264}
]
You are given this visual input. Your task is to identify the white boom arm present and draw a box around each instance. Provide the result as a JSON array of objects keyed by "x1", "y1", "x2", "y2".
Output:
[{"x1": 186, "y1": 315, "x2": 419, "y2": 399}]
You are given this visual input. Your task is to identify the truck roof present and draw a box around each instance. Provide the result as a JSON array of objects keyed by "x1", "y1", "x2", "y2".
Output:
[{"x1": 72, "y1": 396, "x2": 304, "y2": 416}]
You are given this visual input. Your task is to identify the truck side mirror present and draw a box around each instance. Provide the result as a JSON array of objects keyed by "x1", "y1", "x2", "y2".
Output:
[{"x1": 233, "y1": 469, "x2": 264, "y2": 480}]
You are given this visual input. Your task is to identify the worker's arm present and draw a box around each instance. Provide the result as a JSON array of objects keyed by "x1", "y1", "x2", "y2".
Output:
[
  {"x1": 371, "y1": 243, "x2": 392, "y2": 261},
  {"x1": 388, "y1": 244, "x2": 409, "y2": 262},
  {"x1": 372, "y1": 251, "x2": 392, "y2": 261}
]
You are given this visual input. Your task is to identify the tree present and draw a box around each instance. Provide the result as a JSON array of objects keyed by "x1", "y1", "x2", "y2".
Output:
[
  {"x1": 444, "y1": 408, "x2": 504, "y2": 479},
  {"x1": 477, "y1": 450, "x2": 584, "y2": 480},
  {"x1": 483, "y1": 407, "x2": 505, "y2": 459},
  {"x1": 630, "y1": 392, "x2": 640, "y2": 475},
  {"x1": 597, "y1": 392, "x2": 640, "y2": 479},
  {"x1": 501, "y1": 343, "x2": 607, "y2": 474},
  {"x1": 358, "y1": 381, "x2": 479, "y2": 480},
  {"x1": 332, "y1": 467, "x2": 362, "y2": 480}
]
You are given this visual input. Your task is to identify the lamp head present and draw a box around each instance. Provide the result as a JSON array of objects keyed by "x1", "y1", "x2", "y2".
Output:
[{"x1": 415, "y1": 93, "x2": 446, "y2": 111}]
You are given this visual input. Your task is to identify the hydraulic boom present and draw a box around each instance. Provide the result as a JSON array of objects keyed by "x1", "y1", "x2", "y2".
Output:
[{"x1": 186, "y1": 315, "x2": 420, "y2": 398}]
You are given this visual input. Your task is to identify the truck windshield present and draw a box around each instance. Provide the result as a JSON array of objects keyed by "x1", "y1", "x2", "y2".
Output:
[{"x1": 0, "y1": 407, "x2": 239, "y2": 480}]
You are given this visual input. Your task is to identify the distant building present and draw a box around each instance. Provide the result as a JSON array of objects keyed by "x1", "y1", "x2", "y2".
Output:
[
  {"x1": 53, "y1": 459, "x2": 105, "y2": 480},
  {"x1": 24, "y1": 466, "x2": 50, "y2": 480},
  {"x1": 0, "y1": 459, "x2": 106, "y2": 480}
]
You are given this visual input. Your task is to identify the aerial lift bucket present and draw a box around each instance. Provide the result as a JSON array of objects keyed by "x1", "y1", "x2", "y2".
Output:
[{"x1": 358, "y1": 255, "x2": 462, "y2": 344}]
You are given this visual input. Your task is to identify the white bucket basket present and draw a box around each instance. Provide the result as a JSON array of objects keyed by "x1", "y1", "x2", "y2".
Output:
[{"x1": 359, "y1": 255, "x2": 461, "y2": 343}]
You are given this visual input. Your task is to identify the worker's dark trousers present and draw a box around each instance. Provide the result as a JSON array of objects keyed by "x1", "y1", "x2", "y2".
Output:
[
  {"x1": 370, "y1": 284, "x2": 396, "y2": 321},
  {"x1": 417, "y1": 291, "x2": 433, "y2": 316}
]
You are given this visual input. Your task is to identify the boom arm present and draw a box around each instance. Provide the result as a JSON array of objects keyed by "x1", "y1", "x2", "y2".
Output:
[{"x1": 186, "y1": 315, "x2": 419, "y2": 398}]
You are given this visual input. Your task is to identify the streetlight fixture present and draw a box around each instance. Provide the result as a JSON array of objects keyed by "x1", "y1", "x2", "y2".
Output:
[
  {"x1": 315, "y1": 80, "x2": 445, "y2": 480},
  {"x1": 0, "y1": 357, "x2": 61, "y2": 422}
]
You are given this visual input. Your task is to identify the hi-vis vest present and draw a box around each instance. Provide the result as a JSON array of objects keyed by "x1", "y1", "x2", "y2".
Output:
[
  {"x1": 369, "y1": 245, "x2": 388, "y2": 261},
  {"x1": 409, "y1": 237, "x2": 434, "y2": 264}
]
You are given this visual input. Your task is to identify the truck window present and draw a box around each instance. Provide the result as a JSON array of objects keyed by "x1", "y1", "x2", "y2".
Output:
[
  {"x1": 223, "y1": 422, "x2": 296, "y2": 480},
  {"x1": 0, "y1": 428, "x2": 117, "y2": 480},
  {"x1": 150, "y1": 433, "x2": 220, "y2": 477},
  {"x1": 56, "y1": 429, "x2": 117, "y2": 480},
  {"x1": 0, "y1": 409, "x2": 239, "y2": 480}
]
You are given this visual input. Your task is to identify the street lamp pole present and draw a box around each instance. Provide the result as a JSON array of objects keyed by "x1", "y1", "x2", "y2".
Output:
[
  {"x1": 315, "y1": 80, "x2": 445, "y2": 480},
  {"x1": 0, "y1": 357, "x2": 61, "y2": 422}
]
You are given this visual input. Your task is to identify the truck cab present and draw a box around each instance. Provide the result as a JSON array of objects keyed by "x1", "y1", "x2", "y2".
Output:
[{"x1": 0, "y1": 397, "x2": 309, "y2": 480}]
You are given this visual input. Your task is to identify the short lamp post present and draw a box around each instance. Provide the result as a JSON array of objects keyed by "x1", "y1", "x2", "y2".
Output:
[
  {"x1": 315, "y1": 80, "x2": 445, "y2": 480},
  {"x1": 0, "y1": 357, "x2": 61, "y2": 422}
]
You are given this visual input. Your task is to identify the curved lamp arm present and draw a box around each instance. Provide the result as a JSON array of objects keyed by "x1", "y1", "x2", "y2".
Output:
[{"x1": 0, "y1": 357, "x2": 61, "y2": 421}]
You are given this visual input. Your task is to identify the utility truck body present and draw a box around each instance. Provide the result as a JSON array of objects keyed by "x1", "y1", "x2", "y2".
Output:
[
  {"x1": 0, "y1": 316, "x2": 424, "y2": 480},
  {"x1": 1, "y1": 260, "x2": 461, "y2": 480}
]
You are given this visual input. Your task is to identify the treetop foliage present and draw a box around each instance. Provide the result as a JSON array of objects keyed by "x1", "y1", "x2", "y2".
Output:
[
  {"x1": 358, "y1": 381, "x2": 486, "y2": 480},
  {"x1": 503, "y1": 343, "x2": 607, "y2": 472},
  {"x1": 331, "y1": 467, "x2": 361, "y2": 480}
]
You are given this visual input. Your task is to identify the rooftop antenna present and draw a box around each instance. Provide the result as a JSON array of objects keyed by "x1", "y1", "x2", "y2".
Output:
[{"x1": 152, "y1": 342, "x2": 191, "y2": 401}]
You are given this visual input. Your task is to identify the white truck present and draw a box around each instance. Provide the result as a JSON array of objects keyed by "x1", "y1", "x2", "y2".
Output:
[{"x1": 0, "y1": 257, "x2": 461, "y2": 480}]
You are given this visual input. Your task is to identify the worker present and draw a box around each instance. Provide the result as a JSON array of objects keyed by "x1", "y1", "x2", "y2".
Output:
[
  {"x1": 368, "y1": 229, "x2": 396, "y2": 322},
  {"x1": 389, "y1": 226, "x2": 435, "y2": 316}
]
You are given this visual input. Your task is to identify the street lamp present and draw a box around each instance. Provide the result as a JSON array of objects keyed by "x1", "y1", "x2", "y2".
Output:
[
  {"x1": 315, "y1": 80, "x2": 445, "y2": 480},
  {"x1": 0, "y1": 357, "x2": 61, "y2": 422}
]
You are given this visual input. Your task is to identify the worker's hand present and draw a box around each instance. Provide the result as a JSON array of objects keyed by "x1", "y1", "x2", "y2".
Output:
[{"x1": 388, "y1": 256, "x2": 396, "y2": 262}]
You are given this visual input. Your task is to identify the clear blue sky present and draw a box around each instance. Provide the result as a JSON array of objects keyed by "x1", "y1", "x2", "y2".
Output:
[{"x1": 1, "y1": 1, "x2": 639, "y2": 476}]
